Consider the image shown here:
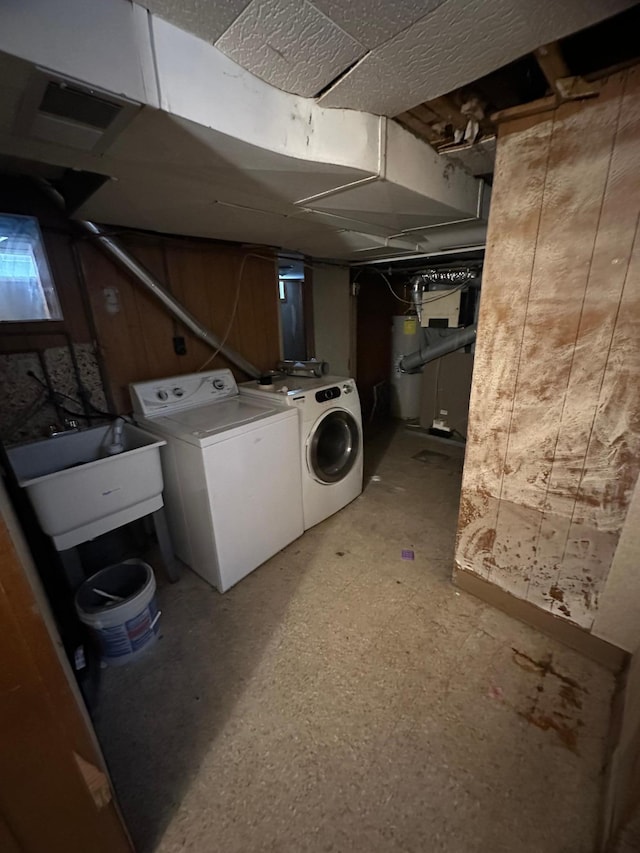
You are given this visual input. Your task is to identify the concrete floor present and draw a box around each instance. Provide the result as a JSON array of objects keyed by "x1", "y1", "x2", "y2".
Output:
[{"x1": 95, "y1": 425, "x2": 615, "y2": 853}]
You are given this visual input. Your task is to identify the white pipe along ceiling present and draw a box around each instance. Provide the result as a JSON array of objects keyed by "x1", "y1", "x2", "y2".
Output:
[{"x1": 0, "y1": 0, "x2": 632, "y2": 260}]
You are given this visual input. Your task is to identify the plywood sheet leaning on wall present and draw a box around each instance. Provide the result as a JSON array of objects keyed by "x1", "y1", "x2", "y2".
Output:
[
  {"x1": 78, "y1": 234, "x2": 280, "y2": 411},
  {"x1": 455, "y1": 67, "x2": 640, "y2": 637}
]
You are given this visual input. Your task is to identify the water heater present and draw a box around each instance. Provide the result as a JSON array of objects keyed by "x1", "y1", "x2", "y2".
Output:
[{"x1": 390, "y1": 316, "x2": 422, "y2": 420}]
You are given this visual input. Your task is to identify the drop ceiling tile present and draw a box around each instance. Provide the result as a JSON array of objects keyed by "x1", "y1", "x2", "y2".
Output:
[
  {"x1": 319, "y1": 0, "x2": 636, "y2": 114},
  {"x1": 215, "y1": 0, "x2": 366, "y2": 97},
  {"x1": 310, "y1": 0, "x2": 445, "y2": 49},
  {"x1": 142, "y1": 0, "x2": 251, "y2": 43}
]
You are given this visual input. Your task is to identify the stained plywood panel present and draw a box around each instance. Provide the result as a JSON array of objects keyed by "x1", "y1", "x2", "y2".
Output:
[
  {"x1": 81, "y1": 235, "x2": 280, "y2": 411},
  {"x1": 546, "y1": 69, "x2": 640, "y2": 626},
  {"x1": 456, "y1": 114, "x2": 553, "y2": 585},
  {"x1": 497, "y1": 78, "x2": 624, "y2": 607},
  {"x1": 455, "y1": 68, "x2": 640, "y2": 634}
]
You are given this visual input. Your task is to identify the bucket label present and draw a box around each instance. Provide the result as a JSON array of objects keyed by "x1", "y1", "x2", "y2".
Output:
[{"x1": 96, "y1": 599, "x2": 159, "y2": 661}]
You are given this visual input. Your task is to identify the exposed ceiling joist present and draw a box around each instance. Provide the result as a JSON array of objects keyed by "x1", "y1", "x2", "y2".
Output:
[
  {"x1": 395, "y1": 7, "x2": 640, "y2": 156},
  {"x1": 534, "y1": 42, "x2": 570, "y2": 95}
]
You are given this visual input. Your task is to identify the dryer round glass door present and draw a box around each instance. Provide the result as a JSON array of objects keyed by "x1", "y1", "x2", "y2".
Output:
[{"x1": 308, "y1": 409, "x2": 360, "y2": 484}]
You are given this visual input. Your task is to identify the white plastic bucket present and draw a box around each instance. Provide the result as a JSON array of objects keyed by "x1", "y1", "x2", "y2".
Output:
[{"x1": 75, "y1": 559, "x2": 160, "y2": 666}]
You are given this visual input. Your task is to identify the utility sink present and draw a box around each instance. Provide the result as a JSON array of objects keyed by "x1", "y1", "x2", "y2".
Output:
[{"x1": 7, "y1": 423, "x2": 166, "y2": 551}]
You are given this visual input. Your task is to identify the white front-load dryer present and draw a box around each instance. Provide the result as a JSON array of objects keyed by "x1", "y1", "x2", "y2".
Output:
[{"x1": 239, "y1": 376, "x2": 363, "y2": 530}]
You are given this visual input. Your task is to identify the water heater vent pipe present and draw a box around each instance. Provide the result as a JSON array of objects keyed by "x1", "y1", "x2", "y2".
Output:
[{"x1": 399, "y1": 325, "x2": 477, "y2": 374}]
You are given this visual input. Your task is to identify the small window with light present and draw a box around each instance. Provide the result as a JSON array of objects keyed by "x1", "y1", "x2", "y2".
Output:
[{"x1": 0, "y1": 214, "x2": 62, "y2": 321}]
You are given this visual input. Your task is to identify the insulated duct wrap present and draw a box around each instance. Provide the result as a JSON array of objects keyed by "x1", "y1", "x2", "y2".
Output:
[{"x1": 399, "y1": 325, "x2": 477, "y2": 374}]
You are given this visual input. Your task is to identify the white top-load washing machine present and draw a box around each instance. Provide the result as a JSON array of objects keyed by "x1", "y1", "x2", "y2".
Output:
[
  {"x1": 130, "y1": 369, "x2": 303, "y2": 592},
  {"x1": 239, "y1": 376, "x2": 363, "y2": 530}
]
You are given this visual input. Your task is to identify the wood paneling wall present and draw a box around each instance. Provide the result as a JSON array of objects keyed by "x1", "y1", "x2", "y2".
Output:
[
  {"x1": 355, "y1": 271, "x2": 398, "y2": 421},
  {"x1": 77, "y1": 235, "x2": 280, "y2": 411},
  {"x1": 0, "y1": 481, "x2": 132, "y2": 853},
  {"x1": 455, "y1": 67, "x2": 640, "y2": 634}
]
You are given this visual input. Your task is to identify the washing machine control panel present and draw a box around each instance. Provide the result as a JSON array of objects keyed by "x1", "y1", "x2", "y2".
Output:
[
  {"x1": 315, "y1": 386, "x2": 341, "y2": 403},
  {"x1": 130, "y1": 369, "x2": 238, "y2": 416}
]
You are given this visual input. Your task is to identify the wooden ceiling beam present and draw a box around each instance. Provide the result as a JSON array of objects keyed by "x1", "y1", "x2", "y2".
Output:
[
  {"x1": 534, "y1": 42, "x2": 570, "y2": 95},
  {"x1": 410, "y1": 104, "x2": 443, "y2": 126},
  {"x1": 421, "y1": 95, "x2": 468, "y2": 131},
  {"x1": 490, "y1": 94, "x2": 558, "y2": 124},
  {"x1": 395, "y1": 112, "x2": 442, "y2": 145}
]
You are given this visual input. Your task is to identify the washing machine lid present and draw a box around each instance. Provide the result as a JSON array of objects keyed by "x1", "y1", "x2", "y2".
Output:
[{"x1": 139, "y1": 398, "x2": 289, "y2": 445}]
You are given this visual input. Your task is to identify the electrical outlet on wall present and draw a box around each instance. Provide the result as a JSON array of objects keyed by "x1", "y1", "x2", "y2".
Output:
[{"x1": 173, "y1": 336, "x2": 187, "y2": 356}]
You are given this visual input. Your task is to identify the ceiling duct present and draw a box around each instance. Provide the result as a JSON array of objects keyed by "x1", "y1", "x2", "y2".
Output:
[
  {"x1": 35, "y1": 178, "x2": 262, "y2": 380},
  {"x1": 15, "y1": 70, "x2": 140, "y2": 153},
  {"x1": 0, "y1": 5, "x2": 486, "y2": 260}
]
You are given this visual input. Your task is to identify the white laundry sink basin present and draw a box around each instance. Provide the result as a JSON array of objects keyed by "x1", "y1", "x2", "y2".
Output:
[{"x1": 7, "y1": 423, "x2": 166, "y2": 550}]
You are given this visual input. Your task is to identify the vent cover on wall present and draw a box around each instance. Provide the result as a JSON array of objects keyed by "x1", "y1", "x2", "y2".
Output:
[{"x1": 15, "y1": 70, "x2": 140, "y2": 153}]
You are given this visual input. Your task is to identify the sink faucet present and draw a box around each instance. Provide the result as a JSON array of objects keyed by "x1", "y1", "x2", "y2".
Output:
[{"x1": 47, "y1": 419, "x2": 81, "y2": 437}]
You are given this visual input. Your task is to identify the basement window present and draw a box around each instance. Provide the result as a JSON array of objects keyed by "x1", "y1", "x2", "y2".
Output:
[{"x1": 0, "y1": 214, "x2": 62, "y2": 321}]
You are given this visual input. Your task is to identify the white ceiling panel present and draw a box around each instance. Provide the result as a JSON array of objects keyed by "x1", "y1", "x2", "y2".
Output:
[
  {"x1": 151, "y1": 19, "x2": 382, "y2": 173},
  {"x1": 76, "y1": 173, "x2": 338, "y2": 246},
  {"x1": 310, "y1": 0, "x2": 445, "y2": 50},
  {"x1": 296, "y1": 207, "x2": 400, "y2": 239},
  {"x1": 0, "y1": 53, "x2": 31, "y2": 134},
  {"x1": 391, "y1": 220, "x2": 489, "y2": 253},
  {"x1": 142, "y1": 0, "x2": 251, "y2": 43},
  {"x1": 281, "y1": 227, "x2": 420, "y2": 259},
  {"x1": 75, "y1": 169, "x2": 435, "y2": 259},
  {"x1": 215, "y1": 0, "x2": 365, "y2": 97},
  {"x1": 318, "y1": 0, "x2": 636, "y2": 114},
  {"x1": 0, "y1": 9, "x2": 487, "y2": 262},
  {"x1": 0, "y1": 0, "x2": 157, "y2": 106},
  {"x1": 307, "y1": 179, "x2": 471, "y2": 232},
  {"x1": 104, "y1": 111, "x2": 373, "y2": 210}
]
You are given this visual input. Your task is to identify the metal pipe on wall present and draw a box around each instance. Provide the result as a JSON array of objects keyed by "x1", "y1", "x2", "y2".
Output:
[
  {"x1": 34, "y1": 179, "x2": 262, "y2": 380},
  {"x1": 399, "y1": 325, "x2": 477, "y2": 374}
]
